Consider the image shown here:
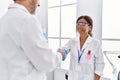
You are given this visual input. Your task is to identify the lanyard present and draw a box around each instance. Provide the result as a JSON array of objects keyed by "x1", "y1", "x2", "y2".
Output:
[{"x1": 78, "y1": 48, "x2": 85, "y2": 63}]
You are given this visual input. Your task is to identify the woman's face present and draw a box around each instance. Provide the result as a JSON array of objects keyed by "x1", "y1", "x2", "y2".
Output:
[{"x1": 76, "y1": 18, "x2": 91, "y2": 35}]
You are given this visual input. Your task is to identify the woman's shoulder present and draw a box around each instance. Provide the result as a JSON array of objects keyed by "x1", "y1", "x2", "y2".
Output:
[
  {"x1": 92, "y1": 38, "x2": 100, "y2": 43},
  {"x1": 65, "y1": 37, "x2": 77, "y2": 45},
  {"x1": 70, "y1": 37, "x2": 78, "y2": 42},
  {"x1": 91, "y1": 38, "x2": 101, "y2": 46}
]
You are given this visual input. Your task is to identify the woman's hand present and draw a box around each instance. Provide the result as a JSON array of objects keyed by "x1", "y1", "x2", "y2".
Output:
[
  {"x1": 57, "y1": 48, "x2": 69, "y2": 61},
  {"x1": 58, "y1": 50, "x2": 65, "y2": 58}
]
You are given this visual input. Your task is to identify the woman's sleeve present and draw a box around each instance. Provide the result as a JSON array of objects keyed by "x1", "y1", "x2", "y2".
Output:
[
  {"x1": 58, "y1": 39, "x2": 72, "y2": 61},
  {"x1": 94, "y1": 41, "x2": 105, "y2": 76},
  {"x1": 62, "y1": 39, "x2": 72, "y2": 52}
]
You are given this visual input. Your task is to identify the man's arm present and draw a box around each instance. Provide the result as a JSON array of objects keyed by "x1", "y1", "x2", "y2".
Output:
[{"x1": 20, "y1": 17, "x2": 62, "y2": 72}]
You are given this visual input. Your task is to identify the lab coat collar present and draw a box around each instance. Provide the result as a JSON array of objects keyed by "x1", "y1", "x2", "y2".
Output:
[
  {"x1": 82, "y1": 36, "x2": 93, "y2": 49},
  {"x1": 75, "y1": 35, "x2": 93, "y2": 51},
  {"x1": 75, "y1": 34, "x2": 92, "y2": 42},
  {"x1": 8, "y1": 3, "x2": 30, "y2": 14},
  {"x1": 85, "y1": 36, "x2": 93, "y2": 44}
]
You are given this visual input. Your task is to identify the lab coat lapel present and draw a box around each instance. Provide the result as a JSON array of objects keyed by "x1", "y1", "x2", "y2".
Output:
[
  {"x1": 81, "y1": 36, "x2": 93, "y2": 51},
  {"x1": 75, "y1": 36, "x2": 80, "y2": 51}
]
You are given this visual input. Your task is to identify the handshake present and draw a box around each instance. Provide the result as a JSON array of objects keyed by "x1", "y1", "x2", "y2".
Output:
[{"x1": 57, "y1": 48, "x2": 69, "y2": 61}]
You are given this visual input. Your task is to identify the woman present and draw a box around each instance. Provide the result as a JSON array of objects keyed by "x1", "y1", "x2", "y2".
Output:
[{"x1": 58, "y1": 15, "x2": 105, "y2": 80}]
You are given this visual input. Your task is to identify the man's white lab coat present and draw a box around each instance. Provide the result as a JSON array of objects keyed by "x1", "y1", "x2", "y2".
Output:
[{"x1": 0, "y1": 3, "x2": 62, "y2": 80}]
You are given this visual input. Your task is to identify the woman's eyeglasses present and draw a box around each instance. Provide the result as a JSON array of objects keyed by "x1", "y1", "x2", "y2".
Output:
[{"x1": 76, "y1": 22, "x2": 90, "y2": 27}]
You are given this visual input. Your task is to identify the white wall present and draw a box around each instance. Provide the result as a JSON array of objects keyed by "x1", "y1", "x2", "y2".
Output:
[
  {"x1": 35, "y1": 0, "x2": 48, "y2": 34},
  {"x1": 77, "y1": 0, "x2": 102, "y2": 42}
]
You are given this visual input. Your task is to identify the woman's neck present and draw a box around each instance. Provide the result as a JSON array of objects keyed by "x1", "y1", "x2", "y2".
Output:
[
  {"x1": 80, "y1": 33, "x2": 88, "y2": 41},
  {"x1": 80, "y1": 34, "x2": 88, "y2": 50}
]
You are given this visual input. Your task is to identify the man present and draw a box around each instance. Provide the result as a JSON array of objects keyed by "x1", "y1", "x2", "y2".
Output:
[{"x1": 0, "y1": 0, "x2": 64, "y2": 80}]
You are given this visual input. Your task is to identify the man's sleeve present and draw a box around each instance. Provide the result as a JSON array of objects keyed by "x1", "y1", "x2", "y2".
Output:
[{"x1": 20, "y1": 17, "x2": 62, "y2": 72}]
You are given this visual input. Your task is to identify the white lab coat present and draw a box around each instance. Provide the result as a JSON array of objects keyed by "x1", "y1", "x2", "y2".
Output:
[
  {"x1": 62, "y1": 36, "x2": 105, "y2": 80},
  {"x1": 0, "y1": 3, "x2": 62, "y2": 80}
]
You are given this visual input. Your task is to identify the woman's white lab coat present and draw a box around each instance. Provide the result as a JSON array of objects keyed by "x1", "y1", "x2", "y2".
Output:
[
  {"x1": 62, "y1": 36, "x2": 105, "y2": 80},
  {"x1": 0, "y1": 4, "x2": 62, "y2": 80}
]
